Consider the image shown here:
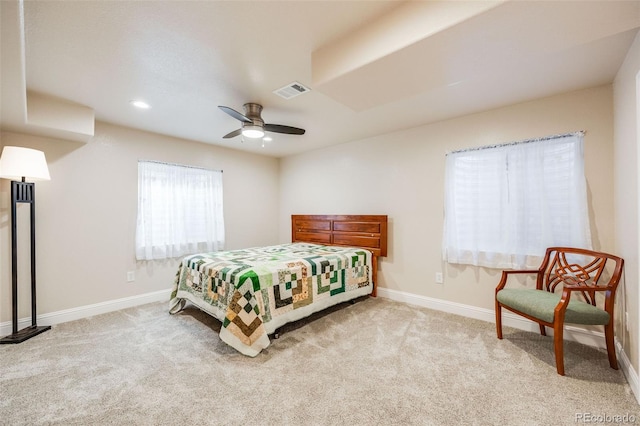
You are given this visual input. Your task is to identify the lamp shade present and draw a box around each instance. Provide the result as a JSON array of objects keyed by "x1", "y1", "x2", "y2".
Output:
[{"x1": 0, "y1": 146, "x2": 51, "y2": 181}]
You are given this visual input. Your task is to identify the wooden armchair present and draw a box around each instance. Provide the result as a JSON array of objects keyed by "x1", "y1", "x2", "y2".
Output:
[{"x1": 495, "y1": 247, "x2": 624, "y2": 375}]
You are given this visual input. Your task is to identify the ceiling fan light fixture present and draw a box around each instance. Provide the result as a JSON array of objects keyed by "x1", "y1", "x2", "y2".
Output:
[
  {"x1": 242, "y1": 125, "x2": 265, "y2": 138},
  {"x1": 219, "y1": 103, "x2": 305, "y2": 140}
]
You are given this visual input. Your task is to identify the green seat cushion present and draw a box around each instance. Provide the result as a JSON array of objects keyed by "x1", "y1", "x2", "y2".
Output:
[{"x1": 497, "y1": 288, "x2": 610, "y2": 325}]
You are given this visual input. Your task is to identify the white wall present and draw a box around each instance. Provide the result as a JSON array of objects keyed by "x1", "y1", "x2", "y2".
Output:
[
  {"x1": 614, "y1": 31, "x2": 640, "y2": 374},
  {"x1": 0, "y1": 121, "x2": 280, "y2": 322},
  {"x1": 280, "y1": 85, "x2": 615, "y2": 322}
]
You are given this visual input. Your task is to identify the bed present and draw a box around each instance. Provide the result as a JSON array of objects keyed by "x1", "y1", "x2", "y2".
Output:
[{"x1": 169, "y1": 214, "x2": 388, "y2": 356}]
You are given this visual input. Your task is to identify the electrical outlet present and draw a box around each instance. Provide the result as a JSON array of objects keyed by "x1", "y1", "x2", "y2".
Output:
[
  {"x1": 127, "y1": 271, "x2": 135, "y2": 282},
  {"x1": 625, "y1": 311, "x2": 629, "y2": 331},
  {"x1": 435, "y1": 272, "x2": 443, "y2": 284}
]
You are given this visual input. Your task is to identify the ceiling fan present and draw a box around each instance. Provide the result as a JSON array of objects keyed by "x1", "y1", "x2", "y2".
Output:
[{"x1": 218, "y1": 103, "x2": 305, "y2": 139}]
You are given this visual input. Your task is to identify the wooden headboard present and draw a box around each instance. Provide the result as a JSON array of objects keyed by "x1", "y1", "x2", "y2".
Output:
[
  {"x1": 291, "y1": 214, "x2": 387, "y2": 256},
  {"x1": 291, "y1": 214, "x2": 388, "y2": 296}
]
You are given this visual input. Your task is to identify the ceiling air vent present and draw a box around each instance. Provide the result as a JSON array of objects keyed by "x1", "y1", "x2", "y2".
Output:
[{"x1": 273, "y1": 81, "x2": 311, "y2": 100}]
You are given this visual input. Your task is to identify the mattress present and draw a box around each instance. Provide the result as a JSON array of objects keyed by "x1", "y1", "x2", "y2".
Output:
[{"x1": 169, "y1": 242, "x2": 373, "y2": 356}]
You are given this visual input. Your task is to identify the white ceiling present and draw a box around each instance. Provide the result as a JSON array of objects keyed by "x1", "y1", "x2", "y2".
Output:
[{"x1": 3, "y1": 1, "x2": 640, "y2": 157}]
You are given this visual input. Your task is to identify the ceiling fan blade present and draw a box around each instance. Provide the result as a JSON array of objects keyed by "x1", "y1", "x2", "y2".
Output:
[
  {"x1": 222, "y1": 129, "x2": 242, "y2": 139},
  {"x1": 264, "y1": 123, "x2": 305, "y2": 135},
  {"x1": 219, "y1": 105, "x2": 252, "y2": 123}
]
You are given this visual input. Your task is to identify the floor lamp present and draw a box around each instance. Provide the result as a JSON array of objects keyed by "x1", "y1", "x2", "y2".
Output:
[{"x1": 0, "y1": 146, "x2": 51, "y2": 344}]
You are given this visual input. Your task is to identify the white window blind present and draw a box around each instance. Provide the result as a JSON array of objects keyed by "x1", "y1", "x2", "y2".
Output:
[
  {"x1": 135, "y1": 161, "x2": 225, "y2": 261},
  {"x1": 442, "y1": 132, "x2": 591, "y2": 269}
]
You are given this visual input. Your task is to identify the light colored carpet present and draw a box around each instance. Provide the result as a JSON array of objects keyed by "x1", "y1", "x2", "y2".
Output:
[{"x1": 0, "y1": 297, "x2": 638, "y2": 425}]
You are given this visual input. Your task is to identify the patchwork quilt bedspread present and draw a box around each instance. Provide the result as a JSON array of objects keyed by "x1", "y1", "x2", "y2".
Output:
[{"x1": 169, "y1": 242, "x2": 372, "y2": 356}]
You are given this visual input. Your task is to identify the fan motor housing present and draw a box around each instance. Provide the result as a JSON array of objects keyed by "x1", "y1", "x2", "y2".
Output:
[{"x1": 243, "y1": 103, "x2": 265, "y2": 127}]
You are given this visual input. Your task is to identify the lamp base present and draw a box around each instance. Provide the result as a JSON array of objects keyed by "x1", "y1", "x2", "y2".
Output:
[{"x1": 0, "y1": 325, "x2": 51, "y2": 344}]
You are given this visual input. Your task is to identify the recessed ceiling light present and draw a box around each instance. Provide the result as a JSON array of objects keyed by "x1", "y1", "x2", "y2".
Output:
[
  {"x1": 130, "y1": 100, "x2": 151, "y2": 109},
  {"x1": 263, "y1": 136, "x2": 273, "y2": 142}
]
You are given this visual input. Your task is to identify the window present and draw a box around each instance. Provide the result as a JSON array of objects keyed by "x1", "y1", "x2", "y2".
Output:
[
  {"x1": 442, "y1": 132, "x2": 591, "y2": 269},
  {"x1": 135, "y1": 161, "x2": 225, "y2": 261}
]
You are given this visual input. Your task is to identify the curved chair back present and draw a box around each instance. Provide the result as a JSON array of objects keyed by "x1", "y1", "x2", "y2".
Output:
[
  {"x1": 537, "y1": 247, "x2": 624, "y2": 307},
  {"x1": 538, "y1": 247, "x2": 624, "y2": 306}
]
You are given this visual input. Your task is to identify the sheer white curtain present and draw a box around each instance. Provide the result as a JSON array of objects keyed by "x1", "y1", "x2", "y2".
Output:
[
  {"x1": 442, "y1": 133, "x2": 591, "y2": 269},
  {"x1": 135, "y1": 161, "x2": 225, "y2": 261}
]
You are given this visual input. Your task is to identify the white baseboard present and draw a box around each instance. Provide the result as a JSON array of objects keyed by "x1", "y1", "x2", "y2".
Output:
[
  {"x1": 616, "y1": 341, "x2": 640, "y2": 404},
  {"x1": 377, "y1": 287, "x2": 640, "y2": 404},
  {"x1": 0, "y1": 288, "x2": 172, "y2": 337}
]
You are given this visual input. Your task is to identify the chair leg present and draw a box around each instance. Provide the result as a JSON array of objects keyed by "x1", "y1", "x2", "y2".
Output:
[
  {"x1": 495, "y1": 301, "x2": 503, "y2": 339},
  {"x1": 539, "y1": 324, "x2": 547, "y2": 336},
  {"x1": 604, "y1": 321, "x2": 619, "y2": 370},
  {"x1": 554, "y1": 322, "x2": 565, "y2": 376}
]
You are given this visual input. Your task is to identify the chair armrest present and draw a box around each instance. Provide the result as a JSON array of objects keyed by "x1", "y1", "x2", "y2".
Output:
[
  {"x1": 554, "y1": 287, "x2": 574, "y2": 318},
  {"x1": 563, "y1": 284, "x2": 610, "y2": 292},
  {"x1": 495, "y1": 269, "x2": 541, "y2": 293},
  {"x1": 554, "y1": 284, "x2": 613, "y2": 318}
]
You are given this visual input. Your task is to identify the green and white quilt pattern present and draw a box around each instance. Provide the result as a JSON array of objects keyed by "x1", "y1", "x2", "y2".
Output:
[{"x1": 170, "y1": 243, "x2": 372, "y2": 356}]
